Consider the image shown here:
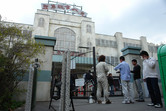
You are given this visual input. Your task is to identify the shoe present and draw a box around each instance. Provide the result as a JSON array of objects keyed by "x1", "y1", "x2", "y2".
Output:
[
  {"x1": 130, "y1": 100, "x2": 134, "y2": 104},
  {"x1": 147, "y1": 103, "x2": 154, "y2": 106},
  {"x1": 98, "y1": 100, "x2": 102, "y2": 104},
  {"x1": 155, "y1": 104, "x2": 163, "y2": 108},
  {"x1": 122, "y1": 100, "x2": 130, "y2": 104},
  {"x1": 136, "y1": 99, "x2": 145, "y2": 102},
  {"x1": 106, "y1": 100, "x2": 112, "y2": 104}
]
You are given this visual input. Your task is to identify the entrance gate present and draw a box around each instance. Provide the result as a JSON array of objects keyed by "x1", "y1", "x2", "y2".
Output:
[
  {"x1": 51, "y1": 47, "x2": 97, "y2": 100},
  {"x1": 50, "y1": 47, "x2": 122, "y2": 103}
]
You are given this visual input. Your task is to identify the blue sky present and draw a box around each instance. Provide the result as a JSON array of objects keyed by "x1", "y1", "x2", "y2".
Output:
[{"x1": 0, "y1": 0, "x2": 166, "y2": 44}]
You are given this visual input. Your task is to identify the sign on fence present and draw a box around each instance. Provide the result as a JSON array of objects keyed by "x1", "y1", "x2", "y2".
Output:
[{"x1": 75, "y1": 78, "x2": 85, "y2": 86}]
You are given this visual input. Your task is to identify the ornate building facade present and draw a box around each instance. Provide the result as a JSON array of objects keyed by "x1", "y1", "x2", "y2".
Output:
[{"x1": 1, "y1": 2, "x2": 160, "y2": 101}]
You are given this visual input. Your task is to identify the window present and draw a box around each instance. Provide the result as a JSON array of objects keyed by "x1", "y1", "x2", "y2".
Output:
[
  {"x1": 105, "y1": 56, "x2": 110, "y2": 63},
  {"x1": 148, "y1": 45, "x2": 157, "y2": 53},
  {"x1": 54, "y1": 27, "x2": 76, "y2": 51},
  {"x1": 96, "y1": 39, "x2": 100, "y2": 46},
  {"x1": 38, "y1": 18, "x2": 45, "y2": 27},
  {"x1": 87, "y1": 41, "x2": 92, "y2": 50},
  {"x1": 95, "y1": 39, "x2": 117, "y2": 48},
  {"x1": 100, "y1": 39, "x2": 104, "y2": 46},
  {"x1": 108, "y1": 40, "x2": 112, "y2": 47},
  {"x1": 124, "y1": 42, "x2": 141, "y2": 48},
  {"x1": 86, "y1": 25, "x2": 91, "y2": 33},
  {"x1": 114, "y1": 57, "x2": 118, "y2": 66},
  {"x1": 22, "y1": 30, "x2": 32, "y2": 38},
  {"x1": 112, "y1": 41, "x2": 117, "y2": 48},
  {"x1": 105, "y1": 56, "x2": 118, "y2": 66},
  {"x1": 106, "y1": 40, "x2": 109, "y2": 47}
]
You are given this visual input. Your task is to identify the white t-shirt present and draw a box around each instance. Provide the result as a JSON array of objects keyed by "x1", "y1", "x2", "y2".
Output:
[{"x1": 143, "y1": 57, "x2": 158, "y2": 79}]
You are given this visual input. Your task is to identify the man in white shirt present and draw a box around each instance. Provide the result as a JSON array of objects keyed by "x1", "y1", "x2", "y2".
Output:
[
  {"x1": 96, "y1": 55, "x2": 111, "y2": 104},
  {"x1": 140, "y1": 51, "x2": 163, "y2": 108}
]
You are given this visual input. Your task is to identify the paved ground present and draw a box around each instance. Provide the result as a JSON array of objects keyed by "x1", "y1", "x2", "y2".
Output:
[{"x1": 29, "y1": 97, "x2": 165, "y2": 111}]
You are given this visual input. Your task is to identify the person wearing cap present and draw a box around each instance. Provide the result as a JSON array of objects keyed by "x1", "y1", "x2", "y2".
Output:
[
  {"x1": 131, "y1": 59, "x2": 144, "y2": 102},
  {"x1": 114, "y1": 56, "x2": 134, "y2": 104},
  {"x1": 140, "y1": 50, "x2": 163, "y2": 108}
]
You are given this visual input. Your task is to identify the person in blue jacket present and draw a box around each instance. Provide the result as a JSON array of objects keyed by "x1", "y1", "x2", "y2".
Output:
[{"x1": 114, "y1": 56, "x2": 134, "y2": 104}]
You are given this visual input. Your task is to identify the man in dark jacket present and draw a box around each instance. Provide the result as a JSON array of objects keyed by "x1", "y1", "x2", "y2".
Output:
[{"x1": 131, "y1": 59, "x2": 144, "y2": 102}]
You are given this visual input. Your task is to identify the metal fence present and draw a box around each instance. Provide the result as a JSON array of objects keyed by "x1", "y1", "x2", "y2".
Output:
[{"x1": 50, "y1": 47, "x2": 122, "y2": 102}]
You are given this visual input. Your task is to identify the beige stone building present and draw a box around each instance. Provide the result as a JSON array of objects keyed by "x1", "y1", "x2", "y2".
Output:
[{"x1": 1, "y1": 3, "x2": 160, "y2": 101}]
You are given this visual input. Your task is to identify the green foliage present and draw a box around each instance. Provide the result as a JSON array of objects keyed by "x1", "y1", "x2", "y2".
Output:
[
  {"x1": 0, "y1": 100, "x2": 25, "y2": 111},
  {"x1": 10, "y1": 100, "x2": 25, "y2": 110},
  {"x1": 0, "y1": 22, "x2": 45, "y2": 110}
]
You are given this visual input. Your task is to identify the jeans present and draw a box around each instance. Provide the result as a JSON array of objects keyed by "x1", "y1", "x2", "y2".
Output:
[
  {"x1": 121, "y1": 80, "x2": 134, "y2": 102},
  {"x1": 135, "y1": 79, "x2": 144, "y2": 100},
  {"x1": 146, "y1": 78, "x2": 162, "y2": 105},
  {"x1": 109, "y1": 85, "x2": 114, "y2": 95}
]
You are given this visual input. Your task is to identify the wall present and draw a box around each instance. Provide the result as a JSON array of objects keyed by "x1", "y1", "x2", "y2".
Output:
[{"x1": 36, "y1": 46, "x2": 53, "y2": 101}]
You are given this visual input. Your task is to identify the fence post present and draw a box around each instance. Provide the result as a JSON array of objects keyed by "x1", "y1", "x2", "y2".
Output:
[
  {"x1": 25, "y1": 64, "x2": 34, "y2": 111},
  {"x1": 93, "y1": 47, "x2": 97, "y2": 101},
  {"x1": 31, "y1": 58, "x2": 40, "y2": 111},
  {"x1": 65, "y1": 51, "x2": 71, "y2": 111},
  {"x1": 59, "y1": 50, "x2": 71, "y2": 111}
]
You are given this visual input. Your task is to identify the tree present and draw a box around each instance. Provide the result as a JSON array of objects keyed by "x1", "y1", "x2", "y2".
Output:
[{"x1": 0, "y1": 22, "x2": 45, "y2": 110}]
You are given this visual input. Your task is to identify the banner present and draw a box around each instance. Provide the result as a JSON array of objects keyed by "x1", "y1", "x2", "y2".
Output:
[{"x1": 41, "y1": 3, "x2": 87, "y2": 17}]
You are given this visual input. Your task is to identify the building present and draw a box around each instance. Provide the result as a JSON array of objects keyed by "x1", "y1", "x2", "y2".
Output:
[
  {"x1": 33, "y1": 3, "x2": 159, "y2": 75},
  {"x1": 0, "y1": 2, "x2": 160, "y2": 101}
]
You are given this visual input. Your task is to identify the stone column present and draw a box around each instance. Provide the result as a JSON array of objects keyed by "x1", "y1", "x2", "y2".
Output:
[
  {"x1": 115, "y1": 32, "x2": 123, "y2": 57},
  {"x1": 140, "y1": 36, "x2": 149, "y2": 51},
  {"x1": 34, "y1": 35, "x2": 56, "y2": 101}
]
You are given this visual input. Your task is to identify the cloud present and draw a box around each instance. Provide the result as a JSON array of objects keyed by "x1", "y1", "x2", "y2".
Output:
[
  {"x1": 148, "y1": 34, "x2": 166, "y2": 44},
  {"x1": 0, "y1": 0, "x2": 165, "y2": 44}
]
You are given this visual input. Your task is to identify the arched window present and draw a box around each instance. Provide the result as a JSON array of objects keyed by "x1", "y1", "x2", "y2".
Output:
[
  {"x1": 54, "y1": 27, "x2": 76, "y2": 51},
  {"x1": 38, "y1": 18, "x2": 45, "y2": 27},
  {"x1": 87, "y1": 41, "x2": 92, "y2": 47},
  {"x1": 87, "y1": 41, "x2": 92, "y2": 51},
  {"x1": 86, "y1": 25, "x2": 91, "y2": 33}
]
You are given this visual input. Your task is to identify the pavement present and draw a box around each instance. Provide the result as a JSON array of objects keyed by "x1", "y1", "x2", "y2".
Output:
[{"x1": 28, "y1": 97, "x2": 165, "y2": 111}]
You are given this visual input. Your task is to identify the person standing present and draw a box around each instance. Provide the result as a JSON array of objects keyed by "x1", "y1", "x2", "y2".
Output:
[
  {"x1": 131, "y1": 59, "x2": 144, "y2": 102},
  {"x1": 140, "y1": 51, "x2": 163, "y2": 108},
  {"x1": 85, "y1": 70, "x2": 93, "y2": 82},
  {"x1": 114, "y1": 56, "x2": 134, "y2": 104},
  {"x1": 107, "y1": 73, "x2": 114, "y2": 95},
  {"x1": 96, "y1": 55, "x2": 111, "y2": 104}
]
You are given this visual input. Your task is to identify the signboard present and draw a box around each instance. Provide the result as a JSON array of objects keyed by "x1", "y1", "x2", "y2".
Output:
[
  {"x1": 75, "y1": 78, "x2": 85, "y2": 86},
  {"x1": 70, "y1": 59, "x2": 76, "y2": 69},
  {"x1": 41, "y1": 2, "x2": 87, "y2": 17}
]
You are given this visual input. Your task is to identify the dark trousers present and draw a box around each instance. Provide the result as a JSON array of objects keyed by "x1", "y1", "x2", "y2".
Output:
[{"x1": 146, "y1": 78, "x2": 162, "y2": 105}]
